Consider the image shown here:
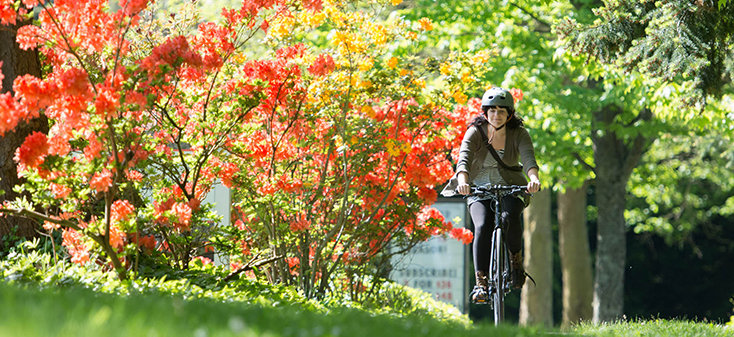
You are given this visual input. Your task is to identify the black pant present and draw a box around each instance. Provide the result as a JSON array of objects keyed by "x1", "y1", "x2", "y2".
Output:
[{"x1": 469, "y1": 196, "x2": 525, "y2": 274}]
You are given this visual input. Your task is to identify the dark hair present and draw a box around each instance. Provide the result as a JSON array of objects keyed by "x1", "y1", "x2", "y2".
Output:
[{"x1": 468, "y1": 106, "x2": 525, "y2": 129}]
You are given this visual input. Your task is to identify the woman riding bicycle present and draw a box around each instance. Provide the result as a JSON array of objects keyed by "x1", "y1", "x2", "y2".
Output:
[{"x1": 441, "y1": 87, "x2": 541, "y2": 304}]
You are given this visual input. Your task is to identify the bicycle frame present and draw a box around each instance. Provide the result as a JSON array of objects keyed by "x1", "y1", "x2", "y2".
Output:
[{"x1": 469, "y1": 184, "x2": 529, "y2": 326}]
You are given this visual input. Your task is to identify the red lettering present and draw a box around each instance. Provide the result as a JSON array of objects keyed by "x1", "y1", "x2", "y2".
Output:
[{"x1": 435, "y1": 280, "x2": 452, "y2": 289}]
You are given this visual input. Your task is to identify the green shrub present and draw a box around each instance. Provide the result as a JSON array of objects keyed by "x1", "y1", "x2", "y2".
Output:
[
  {"x1": 0, "y1": 241, "x2": 316, "y2": 309},
  {"x1": 1, "y1": 243, "x2": 466, "y2": 325},
  {"x1": 354, "y1": 281, "x2": 471, "y2": 326}
]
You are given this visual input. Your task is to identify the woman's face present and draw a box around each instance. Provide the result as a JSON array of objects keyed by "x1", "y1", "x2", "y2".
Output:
[{"x1": 486, "y1": 106, "x2": 509, "y2": 128}]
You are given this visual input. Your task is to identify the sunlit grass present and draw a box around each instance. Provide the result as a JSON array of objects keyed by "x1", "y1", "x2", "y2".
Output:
[
  {"x1": 1, "y1": 280, "x2": 732, "y2": 337},
  {"x1": 0, "y1": 282, "x2": 555, "y2": 337},
  {"x1": 573, "y1": 318, "x2": 734, "y2": 337}
]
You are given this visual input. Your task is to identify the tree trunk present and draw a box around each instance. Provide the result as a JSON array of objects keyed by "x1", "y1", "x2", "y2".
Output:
[
  {"x1": 592, "y1": 170, "x2": 627, "y2": 323},
  {"x1": 0, "y1": 20, "x2": 47, "y2": 246},
  {"x1": 519, "y1": 188, "x2": 552, "y2": 327},
  {"x1": 558, "y1": 181, "x2": 593, "y2": 326},
  {"x1": 591, "y1": 105, "x2": 651, "y2": 323}
]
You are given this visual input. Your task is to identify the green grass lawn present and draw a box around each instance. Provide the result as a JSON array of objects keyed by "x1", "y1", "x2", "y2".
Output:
[
  {"x1": 0, "y1": 282, "x2": 547, "y2": 337},
  {"x1": 574, "y1": 319, "x2": 734, "y2": 337},
  {"x1": 2, "y1": 282, "x2": 733, "y2": 337}
]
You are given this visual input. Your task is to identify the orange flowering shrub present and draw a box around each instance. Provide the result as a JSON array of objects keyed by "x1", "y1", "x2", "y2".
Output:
[
  {"x1": 217, "y1": 2, "x2": 488, "y2": 297},
  {"x1": 0, "y1": 0, "x2": 303, "y2": 277},
  {"x1": 0, "y1": 0, "x2": 487, "y2": 295}
]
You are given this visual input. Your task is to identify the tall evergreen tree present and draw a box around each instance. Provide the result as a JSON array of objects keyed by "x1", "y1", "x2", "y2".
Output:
[
  {"x1": 558, "y1": 0, "x2": 734, "y2": 107},
  {"x1": 557, "y1": 0, "x2": 734, "y2": 322}
]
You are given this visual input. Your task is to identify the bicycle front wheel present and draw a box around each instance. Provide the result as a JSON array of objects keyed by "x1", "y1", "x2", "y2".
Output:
[{"x1": 490, "y1": 227, "x2": 505, "y2": 325}]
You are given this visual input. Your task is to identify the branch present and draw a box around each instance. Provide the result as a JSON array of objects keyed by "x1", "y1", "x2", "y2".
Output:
[
  {"x1": 222, "y1": 253, "x2": 284, "y2": 282},
  {"x1": 624, "y1": 107, "x2": 653, "y2": 127},
  {"x1": 622, "y1": 132, "x2": 651, "y2": 179},
  {"x1": 509, "y1": 2, "x2": 552, "y2": 32},
  {"x1": 573, "y1": 152, "x2": 596, "y2": 173},
  {"x1": 622, "y1": 108, "x2": 654, "y2": 178},
  {"x1": 0, "y1": 207, "x2": 81, "y2": 231}
]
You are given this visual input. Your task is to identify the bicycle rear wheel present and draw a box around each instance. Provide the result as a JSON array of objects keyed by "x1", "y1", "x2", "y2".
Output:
[{"x1": 490, "y1": 227, "x2": 505, "y2": 325}]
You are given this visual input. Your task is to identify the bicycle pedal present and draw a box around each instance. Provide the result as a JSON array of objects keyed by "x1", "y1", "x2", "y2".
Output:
[{"x1": 472, "y1": 298, "x2": 489, "y2": 305}]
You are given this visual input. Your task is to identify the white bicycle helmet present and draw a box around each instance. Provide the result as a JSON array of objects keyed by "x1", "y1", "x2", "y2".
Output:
[{"x1": 481, "y1": 87, "x2": 514, "y2": 110}]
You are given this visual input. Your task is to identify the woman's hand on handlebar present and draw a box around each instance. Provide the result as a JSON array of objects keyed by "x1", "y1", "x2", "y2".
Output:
[
  {"x1": 527, "y1": 168, "x2": 541, "y2": 193},
  {"x1": 457, "y1": 183, "x2": 471, "y2": 195},
  {"x1": 456, "y1": 172, "x2": 471, "y2": 195},
  {"x1": 527, "y1": 180, "x2": 541, "y2": 193}
]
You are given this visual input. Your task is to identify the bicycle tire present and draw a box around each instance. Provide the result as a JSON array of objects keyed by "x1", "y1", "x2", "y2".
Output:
[{"x1": 491, "y1": 227, "x2": 505, "y2": 325}]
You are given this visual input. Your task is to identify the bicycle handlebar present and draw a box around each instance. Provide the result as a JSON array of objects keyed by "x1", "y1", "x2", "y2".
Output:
[{"x1": 469, "y1": 184, "x2": 533, "y2": 198}]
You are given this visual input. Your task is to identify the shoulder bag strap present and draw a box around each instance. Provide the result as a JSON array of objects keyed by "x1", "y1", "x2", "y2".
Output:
[{"x1": 475, "y1": 125, "x2": 523, "y2": 172}]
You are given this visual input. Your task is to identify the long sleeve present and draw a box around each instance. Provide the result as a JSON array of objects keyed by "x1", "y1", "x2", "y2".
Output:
[
  {"x1": 456, "y1": 126, "x2": 481, "y2": 176},
  {"x1": 515, "y1": 128, "x2": 539, "y2": 177}
]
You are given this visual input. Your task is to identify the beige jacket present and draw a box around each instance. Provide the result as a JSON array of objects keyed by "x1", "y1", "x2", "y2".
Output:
[{"x1": 441, "y1": 124, "x2": 539, "y2": 197}]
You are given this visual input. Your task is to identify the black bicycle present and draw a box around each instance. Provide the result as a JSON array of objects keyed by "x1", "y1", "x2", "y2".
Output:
[{"x1": 468, "y1": 184, "x2": 532, "y2": 325}]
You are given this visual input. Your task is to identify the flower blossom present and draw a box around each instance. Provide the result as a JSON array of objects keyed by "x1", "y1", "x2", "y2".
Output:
[
  {"x1": 119, "y1": 0, "x2": 149, "y2": 16},
  {"x1": 450, "y1": 227, "x2": 474, "y2": 245},
  {"x1": 94, "y1": 85, "x2": 121, "y2": 117},
  {"x1": 171, "y1": 202, "x2": 192, "y2": 231},
  {"x1": 417, "y1": 187, "x2": 438, "y2": 205},
  {"x1": 62, "y1": 228, "x2": 90, "y2": 264},
  {"x1": 230, "y1": 259, "x2": 244, "y2": 272},
  {"x1": 416, "y1": 207, "x2": 451, "y2": 236},
  {"x1": 109, "y1": 224, "x2": 126, "y2": 250},
  {"x1": 302, "y1": 0, "x2": 322, "y2": 11},
  {"x1": 111, "y1": 199, "x2": 135, "y2": 222},
  {"x1": 218, "y1": 162, "x2": 239, "y2": 188},
  {"x1": 90, "y1": 169, "x2": 113, "y2": 192},
  {"x1": 387, "y1": 57, "x2": 398, "y2": 69},
  {"x1": 452, "y1": 91, "x2": 468, "y2": 105},
  {"x1": 510, "y1": 88, "x2": 524, "y2": 102},
  {"x1": 43, "y1": 220, "x2": 60, "y2": 232},
  {"x1": 289, "y1": 214, "x2": 310, "y2": 232},
  {"x1": 51, "y1": 183, "x2": 72, "y2": 199},
  {"x1": 84, "y1": 135, "x2": 103, "y2": 161},
  {"x1": 307, "y1": 53, "x2": 335, "y2": 77},
  {"x1": 126, "y1": 170, "x2": 144, "y2": 182},
  {"x1": 418, "y1": 18, "x2": 433, "y2": 31},
  {"x1": 57, "y1": 67, "x2": 91, "y2": 97},
  {"x1": 286, "y1": 257, "x2": 300, "y2": 270},
  {"x1": 0, "y1": 92, "x2": 20, "y2": 135},
  {"x1": 192, "y1": 256, "x2": 213, "y2": 266},
  {"x1": 142, "y1": 35, "x2": 203, "y2": 72},
  {"x1": 14, "y1": 131, "x2": 49, "y2": 172},
  {"x1": 129, "y1": 232, "x2": 156, "y2": 251},
  {"x1": 13, "y1": 74, "x2": 58, "y2": 113}
]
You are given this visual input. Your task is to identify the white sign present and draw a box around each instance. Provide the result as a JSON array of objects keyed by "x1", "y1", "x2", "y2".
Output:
[
  {"x1": 203, "y1": 182, "x2": 230, "y2": 266},
  {"x1": 391, "y1": 200, "x2": 468, "y2": 313}
]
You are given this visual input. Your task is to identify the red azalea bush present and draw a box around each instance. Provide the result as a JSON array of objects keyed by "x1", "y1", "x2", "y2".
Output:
[{"x1": 0, "y1": 0, "x2": 487, "y2": 298}]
